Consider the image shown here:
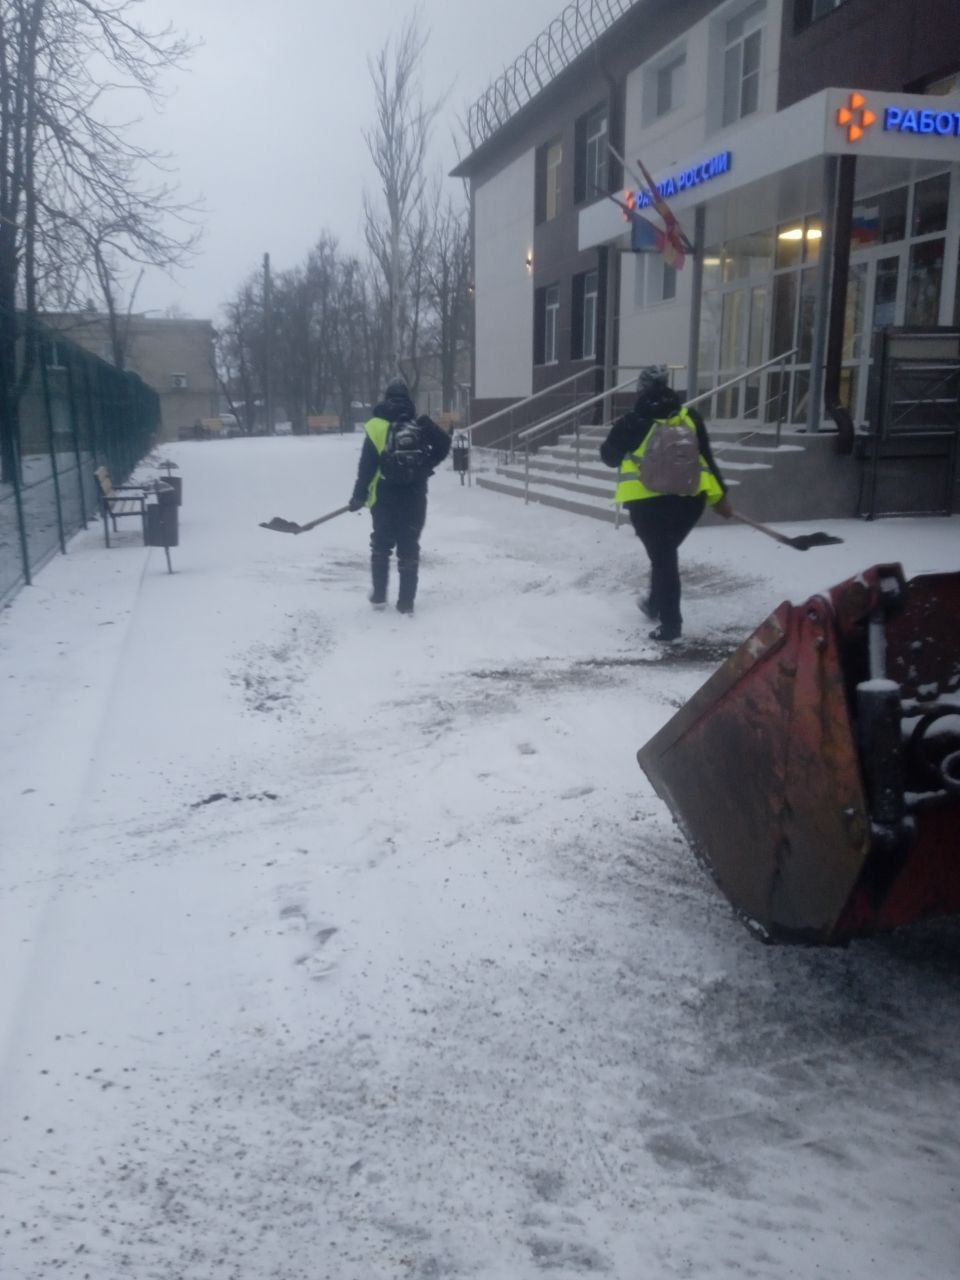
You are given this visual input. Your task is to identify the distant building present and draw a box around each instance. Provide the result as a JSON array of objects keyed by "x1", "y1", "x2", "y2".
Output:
[{"x1": 43, "y1": 310, "x2": 218, "y2": 442}]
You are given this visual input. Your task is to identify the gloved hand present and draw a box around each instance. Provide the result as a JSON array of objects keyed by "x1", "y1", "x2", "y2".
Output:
[
  {"x1": 348, "y1": 495, "x2": 365, "y2": 512},
  {"x1": 714, "y1": 496, "x2": 734, "y2": 519}
]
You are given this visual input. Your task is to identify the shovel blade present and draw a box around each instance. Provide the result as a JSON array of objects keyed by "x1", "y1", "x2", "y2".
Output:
[
  {"x1": 260, "y1": 517, "x2": 303, "y2": 534},
  {"x1": 788, "y1": 532, "x2": 844, "y2": 551}
]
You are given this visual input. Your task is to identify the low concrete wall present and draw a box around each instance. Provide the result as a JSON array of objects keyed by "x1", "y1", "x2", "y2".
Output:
[{"x1": 705, "y1": 430, "x2": 960, "y2": 524}]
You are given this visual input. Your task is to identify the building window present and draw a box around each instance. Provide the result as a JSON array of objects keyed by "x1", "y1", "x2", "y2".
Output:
[
  {"x1": 536, "y1": 139, "x2": 563, "y2": 223},
  {"x1": 794, "y1": 0, "x2": 845, "y2": 31},
  {"x1": 572, "y1": 270, "x2": 599, "y2": 360},
  {"x1": 657, "y1": 53, "x2": 686, "y2": 119},
  {"x1": 171, "y1": 372, "x2": 189, "y2": 389},
  {"x1": 535, "y1": 284, "x2": 561, "y2": 365},
  {"x1": 722, "y1": 1, "x2": 765, "y2": 127},
  {"x1": 634, "y1": 256, "x2": 678, "y2": 308},
  {"x1": 575, "y1": 106, "x2": 608, "y2": 204}
]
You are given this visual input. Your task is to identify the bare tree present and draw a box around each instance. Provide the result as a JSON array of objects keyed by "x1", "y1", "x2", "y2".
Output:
[
  {"x1": 218, "y1": 276, "x2": 265, "y2": 434},
  {"x1": 0, "y1": 0, "x2": 197, "y2": 480},
  {"x1": 425, "y1": 186, "x2": 470, "y2": 413},
  {"x1": 361, "y1": 9, "x2": 441, "y2": 377}
]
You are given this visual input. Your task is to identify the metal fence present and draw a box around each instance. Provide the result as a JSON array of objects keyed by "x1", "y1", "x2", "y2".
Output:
[{"x1": 0, "y1": 318, "x2": 160, "y2": 607}]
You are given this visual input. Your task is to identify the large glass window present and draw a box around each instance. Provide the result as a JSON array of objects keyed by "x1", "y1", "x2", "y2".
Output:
[
  {"x1": 851, "y1": 187, "x2": 908, "y2": 249},
  {"x1": 722, "y1": 1, "x2": 765, "y2": 127},
  {"x1": 912, "y1": 173, "x2": 949, "y2": 237},
  {"x1": 906, "y1": 240, "x2": 945, "y2": 326},
  {"x1": 696, "y1": 170, "x2": 954, "y2": 426}
]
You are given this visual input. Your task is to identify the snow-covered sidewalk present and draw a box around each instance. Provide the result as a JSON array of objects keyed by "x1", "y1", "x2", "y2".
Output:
[{"x1": 1, "y1": 435, "x2": 959, "y2": 1280}]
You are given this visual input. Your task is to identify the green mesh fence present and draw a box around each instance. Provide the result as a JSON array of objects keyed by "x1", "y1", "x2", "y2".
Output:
[{"x1": 0, "y1": 318, "x2": 160, "y2": 606}]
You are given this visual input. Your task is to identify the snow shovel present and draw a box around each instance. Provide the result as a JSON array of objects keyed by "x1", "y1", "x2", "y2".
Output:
[
  {"x1": 259, "y1": 504, "x2": 350, "y2": 535},
  {"x1": 731, "y1": 511, "x2": 843, "y2": 551}
]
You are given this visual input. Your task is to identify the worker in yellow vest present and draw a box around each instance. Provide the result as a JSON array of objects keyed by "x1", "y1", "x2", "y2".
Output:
[
  {"x1": 348, "y1": 377, "x2": 451, "y2": 615},
  {"x1": 600, "y1": 366, "x2": 732, "y2": 642}
]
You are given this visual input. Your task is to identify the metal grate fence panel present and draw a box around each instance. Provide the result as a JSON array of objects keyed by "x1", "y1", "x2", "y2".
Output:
[{"x1": 0, "y1": 318, "x2": 160, "y2": 606}]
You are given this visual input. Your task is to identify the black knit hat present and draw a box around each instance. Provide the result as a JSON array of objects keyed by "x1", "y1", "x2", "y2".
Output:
[
  {"x1": 636, "y1": 365, "x2": 670, "y2": 396},
  {"x1": 384, "y1": 376, "x2": 409, "y2": 400}
]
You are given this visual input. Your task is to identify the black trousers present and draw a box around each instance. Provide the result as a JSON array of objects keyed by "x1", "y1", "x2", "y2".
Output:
[
  {"x1": 370, "y1": 486, "x2": 427, "y2": 605},
  {"x1": 626, "y1": 494, "x2": 705, "y2": 630}
]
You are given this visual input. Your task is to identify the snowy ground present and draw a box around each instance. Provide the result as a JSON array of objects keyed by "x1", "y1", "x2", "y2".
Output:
[{"x1": 1, "y1": 435, "x2": 959, "y2": 1280}]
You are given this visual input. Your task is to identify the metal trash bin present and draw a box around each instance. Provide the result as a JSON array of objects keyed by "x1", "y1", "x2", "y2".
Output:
[
  {"x1": 159, "y1": 463, "x2": 182, "y2": 506},
  {"x1": 144, "y1": 485, "x2": 178, "y2": 573},
  {"x1": 452, "y1": 433, "x2": 470, "y2": 484},
  {"x1": 161, "y1": 474, "x2": 182, "y2": 505}
]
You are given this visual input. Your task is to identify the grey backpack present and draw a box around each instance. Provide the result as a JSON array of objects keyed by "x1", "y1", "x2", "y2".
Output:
[{"x1": 639, "y1": 415, "x2": 701, "y2": 496}]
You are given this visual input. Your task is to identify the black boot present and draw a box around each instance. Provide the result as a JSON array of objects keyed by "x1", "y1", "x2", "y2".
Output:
[
  {"x1": 396, "y1": 562, "x2": 418, "y2": 615},
  {"x1": 370, "y1": 556, "x2": 389, "y2": 608},
  {"x1": 649, "y1": 623, "x2": 681, "y2": 643}
]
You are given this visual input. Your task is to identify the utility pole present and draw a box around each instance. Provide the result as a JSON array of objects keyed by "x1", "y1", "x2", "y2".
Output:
[{"x1": 263, "y1": 252, "x2": 273, "y2": 434}]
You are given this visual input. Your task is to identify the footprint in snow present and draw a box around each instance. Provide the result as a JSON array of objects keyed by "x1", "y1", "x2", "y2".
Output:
[{"x1": 278, "y1": 901, "x2": 340, "y2": 980}]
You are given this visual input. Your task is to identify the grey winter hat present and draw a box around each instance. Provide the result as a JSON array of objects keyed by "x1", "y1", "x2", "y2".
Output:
[
  {"x1": 384, "y1": 376, "x2": 409, "y2": 399},
  {"x1": 636, "y1": 365, "x2": 670, "y2": 395}
]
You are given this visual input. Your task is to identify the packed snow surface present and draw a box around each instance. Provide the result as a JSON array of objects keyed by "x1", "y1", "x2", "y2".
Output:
[{"x1": 2, "y1": 435, "x2": 959, "y2": 1279}]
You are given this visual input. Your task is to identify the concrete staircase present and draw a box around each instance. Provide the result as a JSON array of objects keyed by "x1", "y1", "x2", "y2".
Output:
[{"x1": 475, "y1": 423, "x2": 796, "y2": 524}]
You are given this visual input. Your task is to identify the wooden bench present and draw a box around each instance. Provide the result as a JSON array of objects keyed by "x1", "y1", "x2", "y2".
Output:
[
  {"x1": 307, "y1": 414, "x2": 341, "y2": 434},
  {"x1": 94, "y1": 466, "x2": 148, "y2": 547}
]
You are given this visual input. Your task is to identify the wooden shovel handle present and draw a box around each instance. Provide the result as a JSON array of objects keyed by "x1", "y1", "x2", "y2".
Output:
[
  {"x1": 730, "y1": 511, "x2": 793, "y2": 547},
  {"x1": 297, "y1": 505, "x2": 351, "y2": 533}
]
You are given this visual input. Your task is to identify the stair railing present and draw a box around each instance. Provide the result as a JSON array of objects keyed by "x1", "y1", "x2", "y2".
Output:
[
  {"x1": 510, "y1": 349, "x2": 799, "y2": 506},
  {"x1": 464, "y1": 366, "x2": 601, "y2": 461}
]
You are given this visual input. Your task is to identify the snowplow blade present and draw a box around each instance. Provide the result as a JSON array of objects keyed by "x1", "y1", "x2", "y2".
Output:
[{"x1": 637, "y1": 565, "x2": 960, "y2": 944}]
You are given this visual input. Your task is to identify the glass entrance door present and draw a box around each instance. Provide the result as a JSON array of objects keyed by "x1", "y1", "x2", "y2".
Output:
[{"x1": 844, "y1": 248, "x2": 905, "y2": 425}]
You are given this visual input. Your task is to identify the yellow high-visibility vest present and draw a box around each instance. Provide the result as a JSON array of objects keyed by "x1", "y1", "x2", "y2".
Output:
[
  {"x1": 614, "y1": 407, "x2": 724, "y2": 506},
  {"x1": 361, "y1": 416, "x2": 390, "y2": 507}
]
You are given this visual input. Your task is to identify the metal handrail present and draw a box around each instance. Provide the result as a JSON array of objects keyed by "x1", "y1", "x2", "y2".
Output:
[
  {"x1": 516, "y1": 373, "x2": 638, "y2": 444},
  {"x1": 685, "y1": 349, "x2": 798, "y2": 412},
  {"x1": 467, "y1": 366, "x2": 599, "y2": 445},
  {"x1": 501, "y1": 348, "x2": 799, "y2": 451},
  {"x1": 491, "y1": 348, "x2": 800, "y2": 509}
]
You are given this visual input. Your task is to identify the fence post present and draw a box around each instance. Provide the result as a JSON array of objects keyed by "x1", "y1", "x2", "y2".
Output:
[
  {"x1": 38, "y1": 337, "x2": 67, "y2": 554},
  {"x1": 64, "y1": 356, "x2": 88, "y2": 526}
]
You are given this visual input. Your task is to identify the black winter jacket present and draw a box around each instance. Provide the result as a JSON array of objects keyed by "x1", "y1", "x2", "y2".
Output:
[
  {"x1": 350, "y1": 394, "x2": 451, "y2": 508},
  {"x1": 599, "y1": 388, "x2": 726, "y2": 496}
]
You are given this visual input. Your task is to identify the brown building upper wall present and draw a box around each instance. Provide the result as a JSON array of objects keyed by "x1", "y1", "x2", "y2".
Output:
[{"x1": 778, "y1": 0, "x2": 960, "y2": 108}]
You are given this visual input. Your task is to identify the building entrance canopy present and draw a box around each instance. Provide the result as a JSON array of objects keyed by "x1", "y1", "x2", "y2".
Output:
[{"x1": 579, "y1": 86, "x2": 960, "y2": 254}]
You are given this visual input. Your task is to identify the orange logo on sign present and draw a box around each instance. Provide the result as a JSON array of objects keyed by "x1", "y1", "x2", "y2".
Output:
[{"x1": 837, "y1": 92, "x2": 877, "y2": 143}]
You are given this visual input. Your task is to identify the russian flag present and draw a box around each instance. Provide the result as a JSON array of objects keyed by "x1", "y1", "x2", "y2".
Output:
[{"x1": 631, "y1": 214, "x2": 661, "y2": 252}]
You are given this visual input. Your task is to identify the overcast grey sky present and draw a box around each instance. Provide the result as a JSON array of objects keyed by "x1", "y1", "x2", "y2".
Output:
[{"x1": 130, "y1": 0, "x2": 568, "y2": 322}]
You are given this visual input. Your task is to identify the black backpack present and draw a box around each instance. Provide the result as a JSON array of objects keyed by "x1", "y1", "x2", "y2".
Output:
[{"x1": 379, "y1": 418, "x2": 432, "y2": 485}]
